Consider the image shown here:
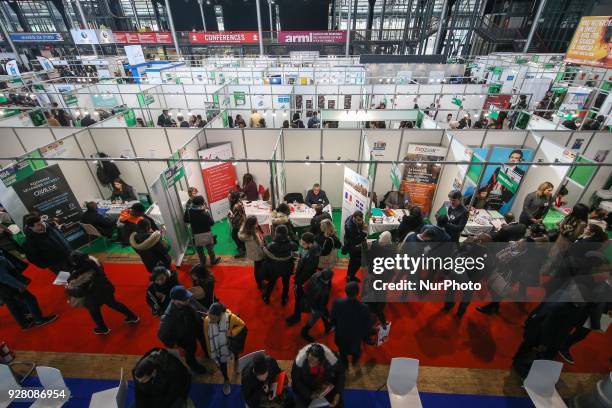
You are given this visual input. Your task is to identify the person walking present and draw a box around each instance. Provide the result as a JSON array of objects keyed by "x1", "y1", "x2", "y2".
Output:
[
  {"x1": 262, "y1": 225, "x2": 297, "y2": 305},
  {"x1": 300, "y1": 268, "x2": 333, "y2": 342},
  {"x1": 238, "y1": 216, "x2": 266, "y2": 291},
  {"x1": 203, "y1": 302, "x2": 247, "y2": 396},
  {"x1": 342, "y1": 211, "x2": 367, "y2": 282},
  {"x1": 184, "y1": 195, "x2": 221, "y2": 266},
  {"x1": 157, "y1": 286, "x2": 208, "y2": 374},
  {"x1": 318, "y1": 219, "x2": 341, "y2": 270},
  {"x1": 130, "y1": 219, "x2": 171, "y2": 273},
  {"x1": 188, "y1": 263, "x2": 216, "y2": 310},
  {"x1": 146, "y1": 266, "x2": 179, "y2": 317},
  {"x1": 67, "y1": 251, "x2": 139, "y2": 335},
  {"x1": 228, "y1": 201, "x2": 246, "y2": 258},
  {"x1": 330, "y1": 282, "x2": 371, "y2": 370},
  {"x1": 286, "y1": 232, "x2": 320, "y2": 326},
  {"x1": 23, "y1": 214, "x2": 72, "y2": 275}
]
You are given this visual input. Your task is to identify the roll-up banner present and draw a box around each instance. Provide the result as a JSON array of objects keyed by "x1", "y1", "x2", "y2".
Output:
[
  {"x1": 12, "y1": 164, "x2": 86, "y2": 248},
  {"x1": 198, "y1": 144, "x2": 238, "y2": 221},
  {"x1": 565, "y1": 16, "x2": 612, "y2": 68},
  {"x1": 340, "y1": 167, "x2": 370, "y2": 239},
  {"x1": 400, "y1": 144, "x2": 447, "y2": 216}
]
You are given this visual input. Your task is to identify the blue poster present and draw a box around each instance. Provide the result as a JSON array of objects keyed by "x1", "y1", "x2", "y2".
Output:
[
  {"x1": 478, "y1": 147, "x2": 533, "y2": 214},
  {"x1": 10, "y1": 33, "x2": 63, "y2": 42}
]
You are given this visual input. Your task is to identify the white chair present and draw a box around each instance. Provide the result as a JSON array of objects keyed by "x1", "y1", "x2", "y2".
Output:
[
  {"x1": 238, "y1": 350, "x2": 266, "y2": 373},
  {"x1": 30, "y1": 366, "x2": 71, "y2": 408},
  {"x1": 387, "y1": 358, "x2": 423, "y2": 408},
  {"x1": 80, "y1": 223, "x2": 109, "y2": 249},
  {"x1": 89, "y1": 368, "x2": 127, "y2": 408},
  {"x1": 523, "y1": 360, "x2": 567, "y2": 408},
  {"x1": 0, "y1": 364, "x2": 22, "y2": 408}
]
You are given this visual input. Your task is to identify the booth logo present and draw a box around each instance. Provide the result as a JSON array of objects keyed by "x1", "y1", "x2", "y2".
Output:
[
  {"x1": 278, "y1": 31, "x2": 347, "y2": 44},
  {"x1": 283, "y1": 33, "x2": 313, "y2": 43}
]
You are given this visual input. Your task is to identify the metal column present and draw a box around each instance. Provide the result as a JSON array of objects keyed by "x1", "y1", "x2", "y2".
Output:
[
  {"x1": 433, "y1": 0, "x2": 449, "y2": 54},
  {"x1": 267, "y1": 0, "x2": 274, "y2": 41},
  {"x1": 74, "y1": 0, "x2": 98, "y2": 56},
  {"x1": 130, "y1": 0, "x2": 141, "y2": 29},
  {"x1": 0, "y1": 5, "x2": 26, "y2": 69},
  {"x1": 378, "y1": 0, "x2": 387, "y2": 41},
  {"x1": 255, "y1": 0, "x2": 264, "y2": 57},
  {"x1": 400, "y1": 0, "x2": 414, "y2": 54},
  {"x1": 345, "y1": 0, "x2": 352, "y2": 57},
  {"x1": 524, "y1": 0, "x2": 547, "y2": 53},
  {"x1": 197, "y1": 0, "x2": 207, "y2": 31},
  {"x1": 164, "y1": 0, "x2": 181, "y2": 58}
]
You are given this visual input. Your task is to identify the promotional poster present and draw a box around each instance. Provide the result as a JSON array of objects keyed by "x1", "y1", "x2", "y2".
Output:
[
  {"x1": 400, "y1": 144, "x2": 447, "y2": 215},
  {"x1": 198, "y1": 144, "x2": 238, "y2": 221},
  {"x1": 341, "y1": 167, "x2": 369, "y2": 239},
  {"x1": 565, "y1": 16, "x2": 612, "y2": 68}
]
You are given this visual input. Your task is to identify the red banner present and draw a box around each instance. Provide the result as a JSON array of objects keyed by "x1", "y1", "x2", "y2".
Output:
[
  {"x1": 277, "y1": 31, "x2": 347, "y2": 44},
  {"x1": 202, "y1": 162, "x2": 238, "y2": 203},
  {"x1": 114, "y1": 32, "x2": 172, "y2": 44},
  {"x1": 188, "y1": 31, "x2": 260, "y2": 44}
]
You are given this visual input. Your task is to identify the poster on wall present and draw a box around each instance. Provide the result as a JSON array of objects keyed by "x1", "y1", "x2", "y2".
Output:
[
  {"x1": 461, "y1": 147, "x2": 488, "y2": 199},
  {"x1": 479, "y1": 147, "x2": 534, "y2": 213},
  {"x1": 12, "y1": 164, "x2": 86, "y2": 247},
  {"x1": 5, "y1": 60, "x2": 20, "y2": 77},
  {"x1": 400, "y1": 144, "x2": 447, "y2": 216},
  {"x1": 317, "y1": 95, "x2": 325, "y2": 109},
  {"x1": 233, "y1": 91, "x2": 246, "y2": 106},
  {"x1": 198, "y1": 143, "x2": 238, "y2": 221},
  {"x1": 295, "y1": 95, "x2": 303, "y2": 109},
  {"x1": 340, "y1": 167, "x2": 370, "y2": 239},
  {"x1": 343, "y1": 95, "x2": 352, "y2": 110},
  {"x1": 565, "y1": 16, "x2": 612, "y2": 68}
]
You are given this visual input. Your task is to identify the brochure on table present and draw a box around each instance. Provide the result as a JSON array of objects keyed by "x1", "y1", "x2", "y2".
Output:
[{"x1": 198, "y1": 143, "x2": 238, "y2": 221}]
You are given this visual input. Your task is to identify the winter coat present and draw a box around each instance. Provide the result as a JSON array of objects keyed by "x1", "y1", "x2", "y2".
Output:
[
  {"x1": 331, "y1": 297, "x2": 371, "y2": 352},
  {"x1": 310, "y1": 212, "x2": 332, "y2": 236},
  {"x1": 203, "y1": 309, "x2": 246, "y2": 356},
  {"x1": 263, "y1": 239, "x2": 297, "y2": 279},
  {"x1": 133, "y1": 348, "x2": 192, "y2": 408},
  {"x1": 238, "y1": 228, "x2": 264, "y2": 262},
  {"x1": 241, "y1": 355, "x2": 281, "y2": 408},
  {"x1": 0, "y1": 253, "x2": 30, "y2": 297},
  {"x1": 304, "y1": 271, "x2": 332, "y2": 311},
  {"x1": 146, "y1": 270, "x2": 179, "y2": 316},
  {"x1": 81, "y1": 209, "x2": 115, "y2": 238},
  {"x1": 491, "y1": 222, "x2": 527, "y2": 242},
  {"x1": 270, "y1": 211, "x2": 294, "y2": 240},
  {"x1": 342, "y1": 216, "x2": 367, "y2": 254},
  {"x1": 130, "y1": 231, "x2": 171, "y2": 272},
  {"x1": 397, "y1": 214, "x2": 424, "y2": 241},
  {"x1": 445, "y1": 204, "x2": 469, "y2": 242},
  {"x1": 291, "y1": 343, "x2": 345, "y2": 408},
  {"x1": 23, "y1": 223, "x2": 72, "y2": 269},
  {"x1": 68, "y1": 257, "x2": 115, "y2": 306},
  {"x1": 183, "y1": 206, "x2": 214, "y2": 234},
  {"x1": 158, "y1": 298, "x2": 206, "y2": 349},
  {"x1": 295, "y1": 244, "x2": 320, "y2": 286}
]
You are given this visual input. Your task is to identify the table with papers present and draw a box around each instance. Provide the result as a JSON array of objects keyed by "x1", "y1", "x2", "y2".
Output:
[
  {"x1": 243, "y1": 200, "x2": 332, "y2": 233},
  {"x1": 463, "y1": 209, "x2": 505, "y2": 236},
  {"x1": 368, "y1": 208, "x2": 409, "y2": 235}
]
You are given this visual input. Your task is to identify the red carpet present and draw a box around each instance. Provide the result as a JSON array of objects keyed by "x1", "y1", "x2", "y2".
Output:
[{"x1": 1, "y1": 262, "x2": 610, "y2": 373}]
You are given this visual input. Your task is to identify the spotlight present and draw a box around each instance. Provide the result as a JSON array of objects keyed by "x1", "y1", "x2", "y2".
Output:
[
  {"x1": 305, "y1": 155, "x2": 310, "y2": 166},
  {"x1": 336, "y1": 156, "x2": 341, "y2": 166}
]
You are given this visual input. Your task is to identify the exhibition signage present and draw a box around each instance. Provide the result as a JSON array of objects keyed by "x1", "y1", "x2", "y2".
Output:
[
  {"x1": 12, "y1": 164, "x2": 86, "y2": 247},
  {"x1": 137, "y1": 92, "x2": 155, "y2": 106},
  {"x1": 124, "y1": 45, "x2": 146, "y2": 66},
  {"x1": 277, "y1": 31, "x2": 347, "y2": 43},
  {"x1": 189, "y1": 32, "x2": 259, "y2": 44},
  {"x1": 165, "y1": 151, "x2": 186, "y2": 187},
  {"x1": 114, "y1": 32, "x2": 172, "y2": 44},
  {"x1": 70, "y1": 29, "x2": 115, "y2": 45},
  {"x1": 340, "y1": 167, "x2": 370, "y2": 239},
  {"x1": 9, "y1": 32, "x2": 63, "y2": 42},
  {"x1": 565, "y1": 16, "x2": 612, "y2": 68},
  {"x1": 5, "y1": 60, "x2": 20, "y2": 77},
  {"x1": 0, "y1": 161, "x2": 34, "y2": 188},
  {"x1": 401, "y1": 144, "x2": 447, "y2": 216},
  {"x1": 36, "y1": 56, "x2": 55, "y2": 71},
  {"x1": 198, "y1": 144, "x2": 238, "y2": 221},
  {"x1": 233, "y1": 91, "x2": 246, "y2": 106}
]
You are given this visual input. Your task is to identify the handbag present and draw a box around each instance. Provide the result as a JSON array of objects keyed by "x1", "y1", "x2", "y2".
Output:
[
  {"x1": 228, "y1": 326, "x2": 248, "y2": 354},
  {"x1": 193, "y1": 232, "x2": 214, "y2": 247},
  {"x1": 68, "y1": 296, "x2": 86, "y2": 308}
]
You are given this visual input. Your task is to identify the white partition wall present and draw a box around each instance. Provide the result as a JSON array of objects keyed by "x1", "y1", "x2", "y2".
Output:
[
  {"x1": 364, "y1": 129, "x2": 402, "y2": 197},
  {"x1": 243, "y1": 129, "x2": 281, "y2": 192},
  {"x1": 482, "y1": 130, "x2": 528, "y2": 147},
  {"x1": 0, "y1": 128, "x2": 28, "y2": 167},
  {"x1": 14, "y1": 128, "x2": 56, "y2": 151},
  {"x1": 125, "y1": 127, "x2": 173, "y2": 188},
  {"x1": 282, "y1": 129, "x2": 321, "y2": 199},
  {"x1": 431, "y1": 135, "x2": 464, "y2": 217},
  {"x1": 321, "y1": 129, "x2": 362, "y2": 207},
  {"x1": 202, "y1": 129, "x2": 248, "y2": 181}
]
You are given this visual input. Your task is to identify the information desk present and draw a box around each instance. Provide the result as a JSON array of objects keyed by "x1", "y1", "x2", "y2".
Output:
[{"x1": 243, "y1": 200, "x2": 332, "y2": 234}]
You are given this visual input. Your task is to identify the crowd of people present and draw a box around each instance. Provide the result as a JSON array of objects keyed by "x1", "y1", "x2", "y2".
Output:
[{"x1": 1, "y1": 163, "x2": 610, "y2": 407}]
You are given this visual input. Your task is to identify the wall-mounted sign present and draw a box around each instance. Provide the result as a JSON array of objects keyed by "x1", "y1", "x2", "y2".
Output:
[
  {"x1": 9, "y1": 32, "x2": 63, "y2": 42},
  {"x1": 189, "y1": 32, "x2": 259, "y2": 44},
  {"x1": 277, "y1": 31, "x2": 347, "y2": 44},
  {"x1": 114, "y1": 31, "x2": 172, "y2": 44},
  {"x1": 565, "y1": 16, "x2": 612, "y2": 68},
  {"x1": 70, "y1": 29, "x2": 115, "y2": 45}
]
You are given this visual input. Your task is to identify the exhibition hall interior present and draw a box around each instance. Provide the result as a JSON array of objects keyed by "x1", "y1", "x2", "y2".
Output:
[{"x1": 0, "y1": 0, "x2": 612, "y2": 407}]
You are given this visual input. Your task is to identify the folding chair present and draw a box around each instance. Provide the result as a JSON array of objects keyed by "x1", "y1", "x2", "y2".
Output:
[
  {"x1": 238, "y1": 350, "x2": 266, "y2": 373},
  {"x1": 80, "y1": 223, "x2": 109, "y2": 249},
  {"x1": 30, "y1": 366, "x2": 71, "y2": 407},
  {"x1": 523, "y1": 360, "x2": 567, "y2": 408},
  {"x1": 89, "y1": 368, "x2": 127, "y2": 408},
  {"x1": 386, "y1": 358, "x2": 423, "y2": 408},
  {"x1": 0, "y1": 364, "x2": 22, "y2": 408}
]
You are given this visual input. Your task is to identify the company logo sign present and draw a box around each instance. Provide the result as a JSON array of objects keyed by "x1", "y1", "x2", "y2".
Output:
[
  {"x1": 114, "y1": 32, "x2": 172, "y2": 44},
  {"x1": 9, "y1": 33, "x2": 64, "y2": 42},
  {"x1": 189, "y1": 32, "x2": 259, "y2": 44},
  {"x1": 278, "y1": 31, "x2": 347, "y2": 44}
]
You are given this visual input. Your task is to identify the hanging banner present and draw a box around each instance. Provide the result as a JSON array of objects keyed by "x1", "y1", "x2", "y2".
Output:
[
  {"x1": 461, "y1": 147, "x2": 489, "y2": 199},
  {"x1": 0, "y1": 161, "x2": 35, "y2": 188},
  {"x1": 401, "y1": 144, "x2": 447, "y2": 216},
  {"x1": 278, "y1": 31, "x2": 347, "y2": 44},
  {"x1": 233, "y1": 91, "x2": 246, "y2": 106},
  {"x1": 340, "y1": 167, "x2": 370, "y2": 239},
  {"x1": 165, "y1": 150, "x2": 186, "y2": 187},
  {"x1": 198, "y1": 144, "x2": 238, "y2": 221},
  {"x1": 137, "y1": 92, "x2": 155, "y2": 106},
  {"x1": 12, "y1": 164, "x2": 86, "y2": 247},
  {"x1": 36, "y1": 56, "x2": 55, "y2": 72},
  {"x1": 480, "y1": 147, "x2": 534, "y2": 214},
  {"x1": 9, "y1": 32, "x2": 63, "y2": 42},
  {"x1": 565, "y1": 16, "x2": 612, "y2": 68},
  {"x1": 114, "y1": 31, "x2": 172, "y2": 44},
  {"x1": 5, "y1": 60, "x2": 20, "y2": 77},
  {"x1": 188, "y1": 31, "x2": 260, "y2": 44},
  {"x1": 70, "y1": 29, "x2": 115, "y2": 44},
  {"x1": 124, "y1": 45, "x2": 146, "y2": 66}
]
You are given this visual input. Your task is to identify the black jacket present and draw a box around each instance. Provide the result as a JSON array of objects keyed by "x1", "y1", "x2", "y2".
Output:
[
  {"x1": 23, "y1": 223, "x2": 72, "y2": 269},
  {"x1": 68, "y1": 258, "x2": 115, "y2": 306},
  {"x1": 305, "y1": 190, "x2": 329, "y2": 207},
  {"x1": 80, "y1": 116, "x2": 96, "y2": 127},
  {"x1": 241, "y1": 355, "x2": 281, "y2": 408},
  {"x1": 492, "y1": 222, "x2": 527, "y2": 242},
  {"x1": 295, "y1": 244, "x2": 320, "y2": 286},
  {"x1": 133, "y1": 348, "x2": 192, "y2": 408},
  {"x1": 101, "y1": 161, "x2": 121, "y2": 182},
  {"x1": 343, "y1": 216, "x2": 367, "y2": 254},
  {"x1": 157, "y1": 113, "x2": 173, "y2": 127},
  {"x1": 304, "y1": 271, "x2": 332, "y2": 311},
  {"x1": 0, "y1": 230, "x2": 23, "y2": 253},
  {"x1": 192, "y1": 274, "x2": 216, "y2": 310},
  {"x1": 291, "y1": 344, "x2": 345, "y2": 407},
  {"x1": 130, "y1": 231, "x2": 171, "y2": 272},
  {"x1": 397, "y1": 214, "x2": 424, "y2": 241},
  {"x1": 310, "y1": 212, "x2": 332, "y2": 236},
  {"x1": 81, "y1": 209, "x2": 115, "y2": 238},
  {"x1": 263, "y1": 239, "x2": 297, "y2": 278},
  {"x1": 331, "y1": 297, "x2": 371, "y2": 350},
  {"x1": 146, "y1": 270, "x2": 179, "y2": 316},
  {"x1": 445, "y1": 205, "x2": 469, "y2": 242},
  {"x1": 183, "y1": 206, "x2": 214, "y2": 234},
  {"x1": 319, "y1": 235, "x2": 341, "y2": 257},
  {"x1": 519, "y1": 192, "x2": 552, "y2": 225},
  {"x1": 111, "y1": 185, "x2": 137, "y2": 202},
  {"x1": 158, "y1": 298, "x2": 206, "y2": 349}
]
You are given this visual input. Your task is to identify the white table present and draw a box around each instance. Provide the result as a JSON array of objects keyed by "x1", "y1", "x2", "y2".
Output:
[
  {"x1": 368, "y1": 209, "x2": 408, "y2": 235},
  {"x1": 463, "y1": 210, "x2": 504, "y2": 235},
  {"x1": 95, "y1": 200, "x2": 138, "y2": 218},
  {"x1": 243, "y1": 200, "x2": 332, "y2": 232},
  {"x1": 146, "y1": 197, "x2": 189, "y2": 227}
]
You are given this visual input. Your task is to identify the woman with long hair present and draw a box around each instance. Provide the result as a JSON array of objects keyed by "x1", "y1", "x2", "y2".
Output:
[
  {"x1": 318, "y1": 219, "x2": 341, "y2": 270},
  {"x1": 237, "y1": 173, "x2": 258, "y2": 201},
  {"x1": 228, "y1": 201, "x2": 247, "y2": 258},
  {"x1": 519, "y1": 181, "x2": 554, "y2": 226},
  {"x1": 262, "y1": 224, "x2": 297, "y2": 305},
  {"x1": 110, "y1": 178, "x2": 137, "y2": 202},
  {"x1": 238, "y1": 216, "x2": 266, "y2": 290},
  {"x1": 189, "y1": 263, "x2": 216, "y2": 310}
]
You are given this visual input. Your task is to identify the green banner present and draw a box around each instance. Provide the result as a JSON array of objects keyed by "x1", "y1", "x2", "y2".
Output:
[
  {"x1": 29, "y1": 109, "x2": 46, "y2": 127},
  {"x1": 137, "y1": 92, "x2": 155, "y2": 107},
  {"x1": 0, "y1": 161, "x2": 34, "y2": 187},
  {"x1": 390, "y1": 163, "x2": 401, "y2": 189},
  {"x1": 233, "y1": 91, "x2": 246, "y2": 106},
  {"x1": 515, "y1": 58, "x2": 528, "y2": 65},
  {"x1": 221, "y1": 110, "x2": 229, "y2": 128},
  {"x1": 124, "y1": 109, "x2": 137, "y2": 127},
  {"x1": 451, "y1": 97, "x2": 462, "y2": 107},
  {"x1": 62, "y1": 92, "x2": 78, "y2": 106},
  {"x1": 165, "y1": 150, "x2": 185, "y2": 187},
  {"x1": 497, "y1": 170, "x2": 519, "y2": 193},
  {"x1": 568, "y1": 156, "x2": 596, "y2": 188},
  {"x1": 531, "y1": 55, "x2": 540, "y2": 62},
  {"x1": 488, "y1": 84, "x2": 502, "y2": 94}
]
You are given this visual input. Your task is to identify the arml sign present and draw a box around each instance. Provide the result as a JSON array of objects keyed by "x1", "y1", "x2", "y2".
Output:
[
  {"x1": 277, "y1": 31, "x2": 347, "y2": 44},
  {"x1": 189, "y1": 32, "x2": 260, "y2": 44}
]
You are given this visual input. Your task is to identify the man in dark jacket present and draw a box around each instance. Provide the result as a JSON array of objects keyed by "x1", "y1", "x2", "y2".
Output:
[
  {"x1": 146, "y1": 266, "x2": 179, "y2": 316},
  {"x1": 23, "y1": 214, "x2": 72, "y2": 275},
  {"x1": 118, "y1": 202, "x2": 158, "y2": 246},
  {"x1": 342, "y1": 211, "x2": 367, "y2": 282},
  {"x1": 331, "y1": 282, "x2": 371, "y2": 369},
  {"x1": 80, "y1": 114, "x2": 97, "y2": 127},
  {"x1": 291, "y1": 343, "x2": 345, "y2": 408},
  {"x1": 262, "y1": 224, "x2": 297, "y2": 305},
  {"x1": 97, "y1": 153, "x2": 121, "y2": 184},
  {"x1": 301, "y1": 268, "x2": 333, "y2": 342},
  {"x1": 310, "y1": 205, "x2": 332, "y2": 237},
  {"x1": 183, "y1": 195, "x2": 220, "y2": 265},
  {"x1": 442, "y1": 190, "x2": 468, "y2": 242},
  {"x1": 133, "y1": 347, "x2": 192, "y2": 408},
  {"x1": 50, "y1": 102, "x2": 69, "y2": 126},
  {"x1": 0, "y1": 251, "x2": 58, "y2": 329},
  {"x1": 157, "y1": 286, "x2": 207, "y2": 373},
  {"x1": 130, "y1": 219, "x2": 171, "y2": 273},
  {"x1": 305, "y1": 184, "x2": 329, "y2": 208},
  {"x1": 287, "y1": 233, "x2": 320, "y2": 326},
  {"x1": 81, "y1": 201, "x2": 115, "y2": 238},
  {"x1": 241, "y1": 353, "x2": 283, "y2": 408},
  {"x1": 157, "y1": 110, "x2": 173, "y2": 127},
  {"x1": 491, "y1": 213, "x2": 527, "y2": 242}
]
